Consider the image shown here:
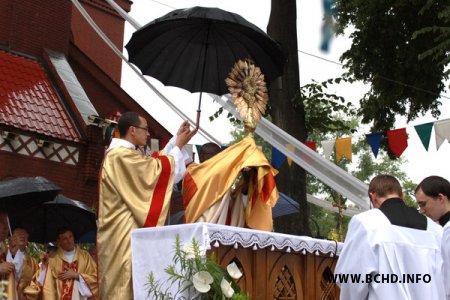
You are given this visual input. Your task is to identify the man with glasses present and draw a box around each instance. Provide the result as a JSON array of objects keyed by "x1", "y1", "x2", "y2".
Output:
[
  {"x1": 335, "y1": 175, "x2": 445, "y2": 299},
  {"x1": 415, "y1": 176, "x2": 450, "y2": 299},
  {"x1": 98, "y1": 111, "x2": 196, "y2": 300}
]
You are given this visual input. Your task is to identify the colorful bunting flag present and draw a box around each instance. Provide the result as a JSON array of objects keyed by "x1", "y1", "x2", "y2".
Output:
[
  {"x1": 271, "y1": 146, "x2": 286, "y2": 169},
  {"x1": 286, "y1": 144, "x2": 295, "y2": 166},
  {"x1": 304, "y1": 141, "x2": 317, "y2": 152},
  {"x1": 387, "y1": 128, "x2": 408, "y2": 158},
  {"x1": 414, "y1": 123, "x2": 433, "y2": 151},
  {"x1": 366, "y1": 132, "x2": 383, "y2": 158},
  {"x1": 434, "y1": 119, "x2": 450, "y2": 150},
  {"x1": 335, "y1": 137, "x2": 352, "y2": 162},
  {"x1": 195, "y1": 144, "x2": 202, "y2": 155},
  {"x1": 321, "y1": 140, "x2": 335, "y2": 159},
  {"x1": 184, "y1": 144, "x2": 194, "y2": 161}
]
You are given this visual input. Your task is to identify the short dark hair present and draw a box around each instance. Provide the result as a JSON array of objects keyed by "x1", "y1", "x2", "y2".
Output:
[
  {"x1": 118, "y1": 112, "x2": 141, "y2": 137},
  {"x1": 369, "y1": 175, "x2": 402, "y2": 197},
  {"x1": 56, "y1": 227, "x2": 74, "y2": 239},
  {"x1": 12, "y1": 225, "x2": 30, "y2": 235},
  {"x1": 415, "y1": 176, "x2": 450, "y2": 199},
  {"x1": 199, "y1": 142, "x2": 221, "y2": 162}
]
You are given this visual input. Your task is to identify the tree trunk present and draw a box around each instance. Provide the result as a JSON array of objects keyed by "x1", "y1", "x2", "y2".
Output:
[{"x1": 267, "y1": 0, "x2": 310, "y2": 235}]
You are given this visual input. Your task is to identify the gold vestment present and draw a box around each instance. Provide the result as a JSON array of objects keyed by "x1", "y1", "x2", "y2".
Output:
[
  {"x1": 98, "y1": 147, "x2": 175, "y2": 299},
  {"x1": 17, "y1": 253, "x2": 38, "y2": 299},
  {"x1": 24, "y1": 246, "x2": 97, "y2": 300},
  {"x1": 0, "y1": 246, "x2": 37, "y2": 300},
  {"x1": 183, "y1": 136, "x2": 279, "y2": 231}
]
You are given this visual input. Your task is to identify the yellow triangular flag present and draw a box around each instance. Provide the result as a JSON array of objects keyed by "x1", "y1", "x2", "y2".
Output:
[
  {"x1": 286, "y1": 144, "x2": 295, "y2": 166},
  {"x1": 335, "y1": 137, "x2": 352, "y2": 162}
]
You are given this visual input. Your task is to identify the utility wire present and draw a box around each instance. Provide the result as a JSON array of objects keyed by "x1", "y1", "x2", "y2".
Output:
[
  {"x1": 298, "y1": 49, "x2": 450, "y2": 100},
  {"x1": 149, "y1": 0, "x2": 176, "y2": 10}
]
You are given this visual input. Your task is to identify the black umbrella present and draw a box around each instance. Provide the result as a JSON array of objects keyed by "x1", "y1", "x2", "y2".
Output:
[
  {"x1": 0, "y1": 176, "x2": 61, "y2": 213},
  {"x1": 125, "y1": 6, "x2": 285, "y2": 128},
  {"x1": 272, "y1": 192, "x2": 300, "y2": 218},
  {"x1": 8, "y1": 194, "x2": 96, "y2": 243}
]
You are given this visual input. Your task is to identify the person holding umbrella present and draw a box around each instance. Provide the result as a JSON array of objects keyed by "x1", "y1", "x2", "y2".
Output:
[
  {"x1": 98, "y1": 112, "x2": 196, "y2": 299},
  {"x1": 5, "y1": 226, "x2": 38, "y2": 300}
]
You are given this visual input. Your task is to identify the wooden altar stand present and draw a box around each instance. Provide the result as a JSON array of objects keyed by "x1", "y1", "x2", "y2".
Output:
[{"x1": 131, "y1": 223, "x2": 342, "y2": 300}]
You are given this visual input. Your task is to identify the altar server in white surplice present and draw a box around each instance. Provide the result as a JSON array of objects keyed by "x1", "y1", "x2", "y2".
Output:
[
  {"x1": 415, "y1": 175, "x2": 450, "y2": 300},
  {"x1": 335, "y1": 175, "x2": 445, "y2": 300}
]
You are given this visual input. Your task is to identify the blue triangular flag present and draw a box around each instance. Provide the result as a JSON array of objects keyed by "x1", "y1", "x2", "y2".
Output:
[
  {"x1": 366, "y1": 132, "x2": 383, "y2": 158},
  {"x1": 271, "y1": 146, "x2": 286, "y2": 169}
]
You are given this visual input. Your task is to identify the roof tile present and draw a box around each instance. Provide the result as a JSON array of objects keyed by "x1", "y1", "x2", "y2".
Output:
[{"x1": 0, "y1": 50, "x2": 80, "y2": 141}]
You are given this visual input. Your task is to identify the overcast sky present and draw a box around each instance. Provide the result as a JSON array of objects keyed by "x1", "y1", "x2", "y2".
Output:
[{"x1": 119, "y1": 0, "x2": 450, "y2": 184}]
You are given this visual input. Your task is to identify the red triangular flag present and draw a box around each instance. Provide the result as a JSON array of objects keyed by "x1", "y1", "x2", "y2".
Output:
[
  {"x1": 387, "y1": 128, "x2": 408, "y2": 158},
  {"x1": 304, "y1": 141, "x2": 317, "y2": 152}
]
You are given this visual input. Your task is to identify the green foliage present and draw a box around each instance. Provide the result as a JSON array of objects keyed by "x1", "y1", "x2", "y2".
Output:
[
  {"x1": 147, "y1": 235, "x2": 249, "y2": 300},
  {"x1": 294, "y1": 78, "x2": 357, "y2": 136},
  {"x1": 413, "y1": 0, "x2": 450, "y2": 78},
  {"x1": 333, "y1": 0, "x2": 448, "y2": 132}
]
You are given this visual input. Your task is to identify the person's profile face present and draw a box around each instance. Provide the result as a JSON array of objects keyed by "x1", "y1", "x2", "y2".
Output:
[
  {"x1": 415, "y1": 188, "x2": 442, "y2": 221},
  {"x1": 132, "y1": 116, "x2": 150, "y2": 147}
]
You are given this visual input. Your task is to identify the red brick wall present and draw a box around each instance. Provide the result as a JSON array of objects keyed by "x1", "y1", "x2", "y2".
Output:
[
  {"x1": 0, "y1": 1, "x2": 12, "y2": 46},
  {"x1": 0, "y1": 0, "x2": 72, "y2": 57},
  {"x1": 71, "y1": 0, "x2": 131, "y2": 85},
  {"x1": 0, "y1": 149, "x2": 97, "y2": 207}
]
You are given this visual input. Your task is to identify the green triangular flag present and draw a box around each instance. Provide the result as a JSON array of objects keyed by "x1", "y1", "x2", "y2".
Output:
[
  {"x1": 195, "y1": 144, "x2": 202, "y2": 155},
  {"x1": 414, "y1": 122, "x2": 433, "y2": 151}
]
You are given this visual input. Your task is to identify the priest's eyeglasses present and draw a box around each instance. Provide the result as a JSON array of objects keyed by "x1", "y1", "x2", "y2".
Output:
[{"x1": 132, "y1": 125, "x2": 149, "y2": 132}]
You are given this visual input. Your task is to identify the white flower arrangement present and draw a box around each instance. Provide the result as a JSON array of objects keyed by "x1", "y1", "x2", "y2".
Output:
[{"x1": 147, "y1": 235, "x2": 250, "y2": 299}]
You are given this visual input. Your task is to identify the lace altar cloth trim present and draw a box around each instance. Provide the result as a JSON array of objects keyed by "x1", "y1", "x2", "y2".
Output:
[{"x1": 203, "y1": 224, "x2": 342, "y2": 257}]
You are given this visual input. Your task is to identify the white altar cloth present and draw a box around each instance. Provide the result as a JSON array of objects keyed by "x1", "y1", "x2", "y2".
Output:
[{"x1": 131, "y1": 223, "x2": 342, "y2": 299}]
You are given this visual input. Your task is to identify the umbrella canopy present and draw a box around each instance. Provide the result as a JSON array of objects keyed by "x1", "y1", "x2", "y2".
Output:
[
  {"x1": 272, "y1": 192, "x2": 300, "y2": 218},
  {"x1": 125, "y1": 6, "x2": 285, "y2": 97},
  {"x1": 0, "y1": 176, "x2": 61, "y2": 213},
  {"x1": 9, "y1": 194, "x2": 96, "y2": 243}
]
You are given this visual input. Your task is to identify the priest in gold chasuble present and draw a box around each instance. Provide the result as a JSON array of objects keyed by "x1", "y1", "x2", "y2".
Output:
[
  {"x1": 24, "y1": 228, "x2": 97, "y2": 300},
  {"x1": 97, "y1": 112, "x2": 196, "y2": 300}
]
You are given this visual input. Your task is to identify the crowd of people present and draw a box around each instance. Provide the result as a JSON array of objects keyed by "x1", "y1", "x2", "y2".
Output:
[
  {"x1": 1, "y1": 111, "x2": 448, "y2": 299},
  {"x1": 0, "y1": 223, "x2": 97, "y2": 299}
]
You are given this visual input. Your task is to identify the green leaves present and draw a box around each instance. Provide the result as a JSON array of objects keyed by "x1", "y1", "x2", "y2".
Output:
[
  {"x1": 334, "y1": 0, "x2": 448, "y2": 132},
  {"x1": 294, "y1": 78, "x2": 357, "y2": 137},
  {"x1": 147, "y1": 235, "x2": 249, "y2": 299}
]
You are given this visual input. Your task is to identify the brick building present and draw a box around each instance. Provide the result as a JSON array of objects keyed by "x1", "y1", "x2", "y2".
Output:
[{"x1": 0, "y1": 0, "x2": 171, "y2": 207}]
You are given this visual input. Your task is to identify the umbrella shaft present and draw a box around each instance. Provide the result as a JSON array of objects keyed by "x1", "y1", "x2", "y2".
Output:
[
  {"x1": 195, "y1": 22, "x2": 210, "y2": 131},
  {"x1": 197, "y1": 22, "x2": 211, "y2": 112}
]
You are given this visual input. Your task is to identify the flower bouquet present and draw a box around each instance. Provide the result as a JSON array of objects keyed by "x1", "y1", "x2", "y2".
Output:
[{"x1": 147, "y1": 235, "x2": 250, "y2": 299}]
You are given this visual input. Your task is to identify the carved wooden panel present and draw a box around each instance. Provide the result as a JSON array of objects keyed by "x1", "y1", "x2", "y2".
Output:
[{"x1": 211, "y1": 245, "x2": 339, "y2": 300}]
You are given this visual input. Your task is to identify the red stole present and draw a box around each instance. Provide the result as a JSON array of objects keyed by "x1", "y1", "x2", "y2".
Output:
[{"x1": 60, "y1": 261, "x2": 78, "y2": 300}]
